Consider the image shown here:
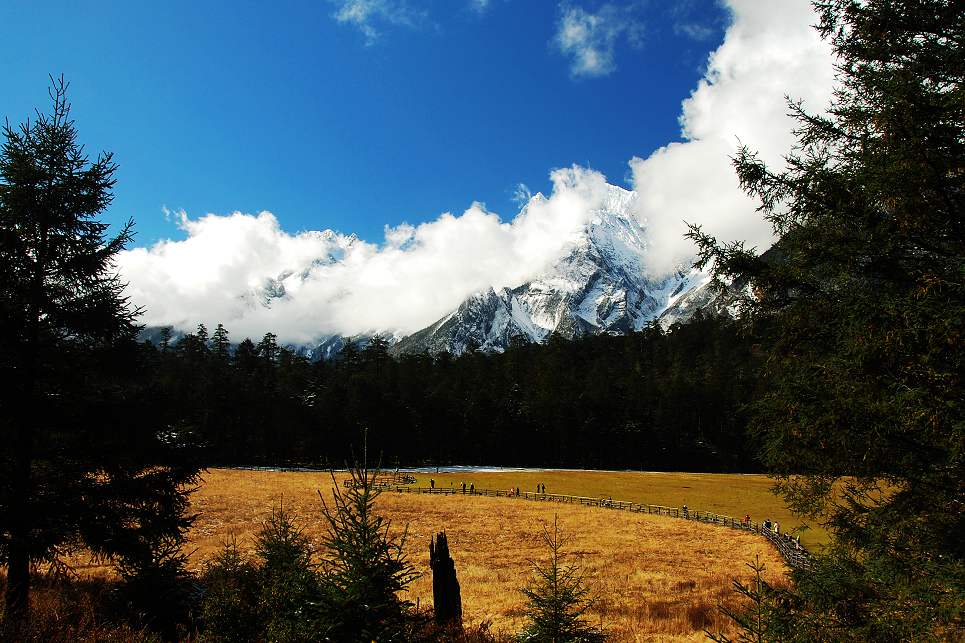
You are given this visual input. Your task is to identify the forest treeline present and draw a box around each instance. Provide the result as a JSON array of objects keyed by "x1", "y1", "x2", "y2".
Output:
[{"x1": 147, "y1": 312, "x2": 761, "y2": 472}]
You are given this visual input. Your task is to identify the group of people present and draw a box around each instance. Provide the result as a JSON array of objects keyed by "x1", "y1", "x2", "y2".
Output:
[
  {"x1": 427, "y1": 478, "x2": 540, "y2": 496},
  {"x1": 427, "y1": 478, "x2": 475, "y2": 494},
  {"x1": 761, "y1": 518, "x2": 803, "y2": 549}
]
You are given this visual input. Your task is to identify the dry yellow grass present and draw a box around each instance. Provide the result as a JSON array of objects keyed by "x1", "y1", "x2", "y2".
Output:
[
  {"x1": 188, "y1": 468, "x2": 791, "y2": 642},
  {"x1": 406, "y1": 469, "x2": 827, "y2": 548}
]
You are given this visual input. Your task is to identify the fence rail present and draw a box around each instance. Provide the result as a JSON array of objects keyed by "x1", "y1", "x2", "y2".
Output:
[
  {"x1": 382, "y1": 485, "x2": 813, "y2": 569},
  {"x1": 344, "y1": 471, "x2": 416, "y2": 488}
]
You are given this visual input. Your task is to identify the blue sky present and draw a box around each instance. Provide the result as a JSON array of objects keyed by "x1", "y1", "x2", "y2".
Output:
[
  {"x1": 2, "y1": 1, "x2": 835, "y2": 341},
  {"x1": 1, "y1": 0, "x2": 728, "y2": 246}
]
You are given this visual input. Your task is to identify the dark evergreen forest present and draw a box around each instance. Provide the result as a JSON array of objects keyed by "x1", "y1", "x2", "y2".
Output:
[{"x1": 146, "y1": 313, "x2": 761, "y2": 472}]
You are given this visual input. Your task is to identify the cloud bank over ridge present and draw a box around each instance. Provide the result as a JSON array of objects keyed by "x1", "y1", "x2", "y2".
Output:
[
  {"x1": 117, "y1": 0, "x2": 836, "y2": 344},
  {"x1": 119, "y1": 167, "x2": 612, "y2": 343}
]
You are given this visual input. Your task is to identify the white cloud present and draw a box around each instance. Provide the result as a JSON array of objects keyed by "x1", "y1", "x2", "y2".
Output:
[
  {"x1": 630, "y1": 0, "x2": 835, "y2": 276},
  {"x1": 470, "y1": 0, "x2": 491, "y2": 13},
  {"x1": 120, "y1": 0, "x2": 837, "y2": 343},
  {"x1": 330, "y1": 0, "x2": 422, "y2": 44},
  {"x1": 554, "y1": 3, "x2": 644, "y2": 78},
  {"x1": 118, "y1": 167, "x2": 611, "y2": 344},
  {"x1": 674, "y1": 22, "x2": 715, "y2": 41}
]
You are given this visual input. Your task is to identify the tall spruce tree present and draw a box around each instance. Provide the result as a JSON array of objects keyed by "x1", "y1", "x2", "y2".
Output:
[
  {"x1": 317, "y1": 457, "x2": 420, "y2": 641},
  {"x1": 518, "y1": 516, "x2": 605, "y2": 643},
  {"x1": 689, "y1": 1, "x2": 963, "y2": 638},
  {"x1": 0, "y1": 78, "x2": 201, "y2": 627},
  {"x1": 210, "y1": 322, "x2": 231, "y2": 361}
]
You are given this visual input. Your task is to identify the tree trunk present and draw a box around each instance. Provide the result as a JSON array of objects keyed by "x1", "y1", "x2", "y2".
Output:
[
  {"x1": 4, "y1": 445, "x2": 31, "y2": 626},
  {"x1": 4, "y1": 531, "x2": 30, "y2": 625},
  {"x1": 429, "y1": 532, "x2": 462, "y2": 627}
]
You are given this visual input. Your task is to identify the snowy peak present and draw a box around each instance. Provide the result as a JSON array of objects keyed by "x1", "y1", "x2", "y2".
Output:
[
  {"x1": 394, "y1": 287, "x2": 547, "y2": 355},
  {"x1": 394, "y1": 184, "x2": 719, "y2": 356}
]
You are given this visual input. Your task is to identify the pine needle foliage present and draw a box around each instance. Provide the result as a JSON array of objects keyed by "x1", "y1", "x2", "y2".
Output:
[
  {"x1": 255, "y1": 504, "x2": 321, "y2": 642},
  {"x1": 688, "y1": 0, "x2": 964, "y2": 638},
  {"x1": 0, "y1": 76, "x2": 201, "y2": 630},
  {"x1": 518, "y1": 516, "x2": 605, "y2": 643},
  {"x1": 707, "y1": 557, "x2": 794, "y2": 643},
  {"x1": 316, "y1": 458, "x2": 421, "y2": 642},
  {"x1": 198, "y1": 536, "x2": 260, "y2": 643}
]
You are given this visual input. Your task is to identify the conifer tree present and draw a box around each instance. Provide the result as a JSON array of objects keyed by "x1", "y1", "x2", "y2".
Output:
[
  {"x1": 689, "y1": 0, "x2": 964, "y2": 637},
  {"x1": 233, "y1": 337, "x2": 259, "y2": 374},
  {"x1": 256, "y1": 505, "x2": 321, "y2": 642},
  {"x1": 317, "y1": 456, "x2": 420, "y2": 641},
  {"x1": 518, "y1": 517, "x2": 605, "y2": 643},
  {"x1": 0, "y1": 77, "x2": 200, "y2": 627},
  {"x1": 257, "y1": 332, "x2": 279, "y2": 364},
  {"x1": 210, "y1": 323, "x2": 231, "y2": 361}
]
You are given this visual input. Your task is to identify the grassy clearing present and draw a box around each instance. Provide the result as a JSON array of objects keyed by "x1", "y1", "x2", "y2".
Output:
[
  {"x1": 188, "y1": 468, "x2": 791, "y2": 642},
  {"x1": 405, "y1": 469, "x2": 827, "y2": 548}
]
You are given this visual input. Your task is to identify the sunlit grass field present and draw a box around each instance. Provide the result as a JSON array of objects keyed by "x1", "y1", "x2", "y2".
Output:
[
  {"x1": 406, "y1": 469, "x2": 827, "y2": 548},
  {"x1": 187, "y1": 468, "x2": 794, "y2": 641}
]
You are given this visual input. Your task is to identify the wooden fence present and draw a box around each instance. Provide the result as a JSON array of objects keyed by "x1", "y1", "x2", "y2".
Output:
[
  {"x1": 344, "y1": 471, "x2": 416, "y2": 488},
  {"x1": 381, "y1": 485, "x2": 813, "y2": 569}
]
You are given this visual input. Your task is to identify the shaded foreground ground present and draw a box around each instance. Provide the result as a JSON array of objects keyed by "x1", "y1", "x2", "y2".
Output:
[{"x1": 187, "y1": 469, "x2": 789, "y2": 641}]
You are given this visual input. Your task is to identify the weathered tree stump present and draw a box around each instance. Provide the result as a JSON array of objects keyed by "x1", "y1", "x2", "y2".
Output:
[{"x1": 429, "y1": 531, "x2": 462, "y2": 626}]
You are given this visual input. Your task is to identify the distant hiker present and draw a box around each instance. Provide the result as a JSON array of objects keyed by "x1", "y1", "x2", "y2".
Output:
[
  {"x1": 516, "y1": 486, "x2": 520, "y2": 497},
  {"x1": 763, "y1": 519, "x2": 771, "y2": 531},
  {"x1": 743, "y1": 514, "x2": 751, "y2": 526},
  {"x1": 773, "y1": 521, "x2": 780, "y2": 534},
  {"x1": 430, "y1": 478, "x2": 435, "y2": 489},
  {"x1": 469, "y1": 483, "x2": 474, "y2": 494},
  {"x1": 461, "y1": 482, "x2": 466, "y2": 493},
  {"x1": 682, "y1": 504, "x2": 688, "y2": 517}
]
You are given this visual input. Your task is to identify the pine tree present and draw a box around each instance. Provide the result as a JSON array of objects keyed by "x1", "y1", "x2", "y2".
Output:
[
  {"x1": 0, "y1": 77, "x2": 201, "y2": 627},
  {"x1": 256, "y1": 505, "x2": 322, "y2": 642},
  {"x1": 233, "y1": 337, "x2": 259, "y2": 374},
  {"x1": 317, "y1": 457, "x2": 421, "y2": 641},
  {"x1": 210, "y1": 322, "x2": 231, "y2": 361},
  {"x1": 688, "y1": 0, "x2": 964, "y2": 637},
  {"x1": 518, "y1": 516, "x2": 605, "y2": 643},
  {"x1": 361, "y1": 335, "x2": 391, "y2": 377},
  {"x1": 257, "y1": 331, "x2": 279, "y2": 365}
]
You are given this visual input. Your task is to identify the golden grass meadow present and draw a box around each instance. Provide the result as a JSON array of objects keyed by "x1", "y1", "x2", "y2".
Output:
[{"x1": 176, "y1": 468, "x2": 796, "y2": 642}]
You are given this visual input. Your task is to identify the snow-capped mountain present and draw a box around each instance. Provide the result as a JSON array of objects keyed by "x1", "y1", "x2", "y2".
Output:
[
  {"x1": 141, "y1": 184, "x2": 733, "y2": 357},
  {"x1": 239, "y1": 230, "x2": 361, "y2": 310},
  {"x1": 391, "y1": 186, "x2": 718, "y2": 356}
]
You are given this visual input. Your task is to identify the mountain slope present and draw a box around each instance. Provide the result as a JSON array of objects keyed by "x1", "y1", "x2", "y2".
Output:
[{"x1": 392, "y1": 186, "x2": 718, "y2": 356}]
